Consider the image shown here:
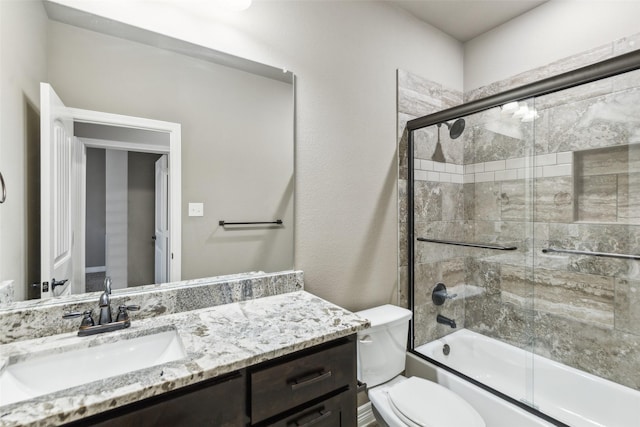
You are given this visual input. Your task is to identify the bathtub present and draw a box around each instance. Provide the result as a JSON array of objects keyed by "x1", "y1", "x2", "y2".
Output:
[{"x1": 413, "y1": 329, "x2": 640, "y2": 427}]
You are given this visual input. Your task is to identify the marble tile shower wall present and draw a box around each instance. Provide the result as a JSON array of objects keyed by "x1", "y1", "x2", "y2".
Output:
[
  {"x1": 398, "y1": 32, "x2": 640, "y2": 390},
  {"x1": 462, "y1": 56, "x2": 640, "y2": 390},
  {"x1": 396, "y1": 70, "x2": 465, "y2": 346}
]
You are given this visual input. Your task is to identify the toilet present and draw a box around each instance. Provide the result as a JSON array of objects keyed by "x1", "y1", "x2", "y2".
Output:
[{"x1": 356, "y1": 305, "x2": 485, "y2": 427}]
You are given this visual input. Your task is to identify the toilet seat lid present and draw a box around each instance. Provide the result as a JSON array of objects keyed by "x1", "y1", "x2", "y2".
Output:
[{"x1": 387, "y1": 377, "x2": 485, "y2": 427}]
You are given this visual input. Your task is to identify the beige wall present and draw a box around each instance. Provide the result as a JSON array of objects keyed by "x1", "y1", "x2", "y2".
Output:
[
  {"x1": 47, "y1": 20, "x2": 294, "y2": 283},
  {"x1": 51, "y1": 0, "x2": 465, "y2": 311},
  {"x1": 464, "y1": 1, "x2": 640, "y2": 91},
  {"x1": 0, "y1": 1, "x2": 48, "y2": 301},
  {"x1": 4, "y1": 0, "x2": 640, "y2": 310}
]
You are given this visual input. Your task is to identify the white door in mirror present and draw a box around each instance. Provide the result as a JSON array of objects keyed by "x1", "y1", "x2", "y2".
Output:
[
  {"x1": 40, "y1": 83, "x2": 78, "y2": 299},
  {"x1": 155, "y1": 155, "x2": 170, "y2": 283},
  {"x1": 39, "y1": 84, "x2": 183, "y2": 297}
]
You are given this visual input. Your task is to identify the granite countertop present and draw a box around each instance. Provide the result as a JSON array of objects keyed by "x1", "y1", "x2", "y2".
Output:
[{"x1": 0, "y1": 291, "x2": 369, "y2": 427}]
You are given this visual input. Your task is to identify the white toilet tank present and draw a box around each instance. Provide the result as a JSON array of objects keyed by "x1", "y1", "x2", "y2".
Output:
[{"x1": 356, "y1": 304, "x2": 412, "y2": 388}]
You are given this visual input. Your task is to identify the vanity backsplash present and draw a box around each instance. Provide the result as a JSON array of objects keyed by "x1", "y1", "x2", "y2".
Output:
[
  {"x1": 0, "y1": 270, "x2": 303, "y2": 344},
  {"x1": 0, "y1": 282, "x2": 13, "y2": 306}
]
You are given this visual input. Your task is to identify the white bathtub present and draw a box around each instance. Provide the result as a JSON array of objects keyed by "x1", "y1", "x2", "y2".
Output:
[{"x1": 414, "y1": 329, "x2": 640, "y2": 427}]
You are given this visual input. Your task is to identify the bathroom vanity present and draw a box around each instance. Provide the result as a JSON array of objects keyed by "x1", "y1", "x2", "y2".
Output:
[
  {"x1": 67, "y1": 336, "x2": 356, "y2": 426},
  {"x1": 0, "y1": 290, "x2": 368, "y2": 426}
]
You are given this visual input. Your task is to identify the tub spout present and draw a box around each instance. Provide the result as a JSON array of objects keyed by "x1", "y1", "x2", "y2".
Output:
[{"x1": 437, "y1": 314, "x2": 457, "y2": 328}]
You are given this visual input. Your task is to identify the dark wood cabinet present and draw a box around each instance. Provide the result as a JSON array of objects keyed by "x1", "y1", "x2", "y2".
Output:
[
  {"x1": 63, "y1": 335, "x2": 356, "y2": 427},
  {"x1": 266, "y1": 390, "x2": 355, "y2": 427},
  {"x1": 65, "y1": 371, "x2": 246, "y2": 427},
  {"x1": 249, "y1": 335, "x2": 357, "y2": 427}
]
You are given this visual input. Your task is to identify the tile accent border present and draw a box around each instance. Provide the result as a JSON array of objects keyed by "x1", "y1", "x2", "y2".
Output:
[{"x1": 414, "y1": 152, "x2": 573, "y2": 183}]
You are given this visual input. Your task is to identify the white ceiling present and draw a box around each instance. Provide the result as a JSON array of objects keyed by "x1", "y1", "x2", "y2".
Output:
[{"x1": 393, "y1": 0, "x2": 548, "y2": 42}]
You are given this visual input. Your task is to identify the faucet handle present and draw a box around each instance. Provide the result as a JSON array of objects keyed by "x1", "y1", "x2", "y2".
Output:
[
  {"x1": 432, "y1": 283, "x2": 457, "y2": 305},
  {"x1": 116, "y1": 305, "x2": 140, "y2": 322},
  {"x1": 63, "y1": 310, "x2": 95, "y2": 328},
  {"x1": 62, "y1": 310, "x2": 89, "y2": 318}
]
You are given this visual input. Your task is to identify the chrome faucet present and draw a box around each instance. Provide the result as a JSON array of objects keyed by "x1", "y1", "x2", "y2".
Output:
[{"x1": 98, "y1": 277, "x2": 113, "y2": 325}]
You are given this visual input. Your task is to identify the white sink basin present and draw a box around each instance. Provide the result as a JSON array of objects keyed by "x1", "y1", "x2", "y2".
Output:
[{"x1": 0, "y1": 327, "x2": 186, "y2": 407}]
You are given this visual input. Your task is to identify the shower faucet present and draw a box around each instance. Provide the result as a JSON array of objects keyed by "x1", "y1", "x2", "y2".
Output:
[
  {"x1": 437, "y1": 314, "x2": 457, "y2": 329},
  {"x1": 432, "y1": 283, "x2": 457, "y2": 306}
]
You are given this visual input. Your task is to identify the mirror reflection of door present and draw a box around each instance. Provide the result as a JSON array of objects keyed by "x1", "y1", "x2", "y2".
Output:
[
  {"x1": 85, "y1": 149, "x2": 165, "y2": 292},
  {"x1": 40, "y1": 83, "x2": 78, "y2": 299},
  {"x1": 154, "y1": 155, "x2": 169, "y2": 284},
  {"x1": 41, "y1": 83, "x2": 181, "y2": 298}
]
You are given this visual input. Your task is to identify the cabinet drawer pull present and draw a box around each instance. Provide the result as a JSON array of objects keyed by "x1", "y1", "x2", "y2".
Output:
[
  {"x1": 288, "y1": 409, "x2": 332, "y2": 427},
  {"x1": 289, "y1": 370, "x2": 332, "y2": 391}
]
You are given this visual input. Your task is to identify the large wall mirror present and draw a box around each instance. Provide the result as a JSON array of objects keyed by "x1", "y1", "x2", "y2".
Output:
[{"x1": 0, "y1": 0, "x2": 295, "y2": 304}]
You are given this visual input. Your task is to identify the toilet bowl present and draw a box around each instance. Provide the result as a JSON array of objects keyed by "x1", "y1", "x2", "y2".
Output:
[{"x1": 356, "y1": 305, "x2": 485, "y2": 427}]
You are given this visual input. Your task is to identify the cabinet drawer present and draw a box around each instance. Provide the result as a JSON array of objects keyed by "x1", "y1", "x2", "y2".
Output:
[
  {"x1": 251, "y1": 338, "x2": 355, "y2": 423},
  {"x1": 67, "y1": 372, "x2": 245, "y2": 427},
  {"x1": 267, "y1": 389, "x2": 356, "y2": 427}
]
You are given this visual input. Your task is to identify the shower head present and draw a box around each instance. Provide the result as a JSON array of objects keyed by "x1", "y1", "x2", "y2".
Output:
[
  {"x1": 443, "y1": 118, "x2": 466, "y2": 139},
  {"x1": 432, "y1": 124, "x2": 446, "y2": 163},
  {"x1": 432, "y1": 118, "x2": 465, "y2": 162}
]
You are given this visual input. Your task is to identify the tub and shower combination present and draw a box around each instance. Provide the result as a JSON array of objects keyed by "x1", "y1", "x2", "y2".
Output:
[
  {"x1": 413, "y1": 329, "x2": 639, "y2": 427},
  {"x1": 404, "y1": 49, "x2": 640, "y2": 427}
]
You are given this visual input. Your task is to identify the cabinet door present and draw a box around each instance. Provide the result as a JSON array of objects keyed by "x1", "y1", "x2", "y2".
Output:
[
  {"x1": 66, "y1": 372, "x2": 245, "y2": 427},
  {"x1": 251, "y1": 338, "x2": 355, "y2": 423},
  {"x1": 266, "y1": 389, "x2": 356, "y2": 427}
]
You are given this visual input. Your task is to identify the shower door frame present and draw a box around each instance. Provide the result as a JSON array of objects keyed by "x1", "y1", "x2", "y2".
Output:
[{"x1": 405, "y1": 49, "x2": 640, "y2": 427}]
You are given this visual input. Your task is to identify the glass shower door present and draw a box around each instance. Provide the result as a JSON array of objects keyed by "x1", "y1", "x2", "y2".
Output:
[
  {"x1": 529, "y1": 66, "x2": 640, "y2": 427},
  {"x1": 407, "y1": 51, "x2": 640, "y2": 427},
  {"x1": 411, "y1": 101, "x2": 536, "y2": 407}
]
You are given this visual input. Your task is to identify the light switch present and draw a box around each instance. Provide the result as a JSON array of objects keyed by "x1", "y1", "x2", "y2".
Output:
[{"x1": 188, "y1": 202, "x2": 204, "y2": 217}]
